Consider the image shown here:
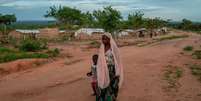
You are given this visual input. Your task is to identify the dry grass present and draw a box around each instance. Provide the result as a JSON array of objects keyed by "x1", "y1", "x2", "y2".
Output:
[
  {"x1": 190, "y1": 64, "x2": 201, "y2": 82},
  {"x1": 156, "y1": 35, "x2": 189, "y2": 41},
  {"x1": 163, "y1": 65, "x2": 183, "y2": 90}
]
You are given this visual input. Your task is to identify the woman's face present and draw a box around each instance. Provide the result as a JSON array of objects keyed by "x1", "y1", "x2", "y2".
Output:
[{"x1": 102, "y1": 35, "x2": 110, "y2": 45}]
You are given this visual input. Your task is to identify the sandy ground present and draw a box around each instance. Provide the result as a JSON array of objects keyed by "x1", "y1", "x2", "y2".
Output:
[{"x1": 0, "y1": 32, "x2": 201, "y2": 101}]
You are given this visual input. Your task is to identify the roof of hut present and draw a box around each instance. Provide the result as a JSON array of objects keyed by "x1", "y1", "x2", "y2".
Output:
[{"x1": 16, "y1": 29, "x2": 40, "y2": 34}]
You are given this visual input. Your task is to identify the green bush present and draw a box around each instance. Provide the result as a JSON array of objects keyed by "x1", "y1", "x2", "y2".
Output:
[
  {"x1": 61, "y1": 34, "x2": 70, "y2": 41},
  {"x1": 19, "y1": 39, "x2": 47, "y2": 52},
  {"x1": 192, "y1": 50, "x2": 201, "y2": 59},
  {"x1": 190, "y1": 64, "x2": 201, "y2": 82},
  {"x1": 47, "y1": 48, "x2": 60, "y2": 57},
  {"x1": 183, "y1": 46, "x2": 193, "y2": 51}
]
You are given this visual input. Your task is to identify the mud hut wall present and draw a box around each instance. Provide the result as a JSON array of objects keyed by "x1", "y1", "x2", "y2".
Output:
[{"x1": 8, "y1": 30, "x2": 23, "y2": 39}]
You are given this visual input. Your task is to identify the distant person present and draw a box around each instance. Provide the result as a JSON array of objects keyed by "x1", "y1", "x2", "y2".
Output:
[
  {"x1": 87, "y1": 54, "x2": 99, "y2": 96},
  {"x1": 96, "y1": 33, "x2": 123, "y2": 101}
]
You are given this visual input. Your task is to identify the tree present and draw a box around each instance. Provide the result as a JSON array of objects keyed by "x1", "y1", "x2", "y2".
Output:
[
  {"x1": 82, "y1": 11, "x2": 95, "y2": 28},
  {"x1": 0, "y1": 14, "x2": 16, "y2": 43},
  {"x1": 0, "y1": 14, "x2": 16, "y2": 25},
  {"x1": 180, "y1": 19, "x2": 193, "y2": 30},
  {"x1": 144, "y1": 17, "x2": 168, "y2": 29},
  {"x1": 127, "y1": 11, "x2": 144, "y2": 29},
  {"x1": 93, "y1": 6, "x2": 122, "y2": 37},
  {"x1": 118, "y1": 20, "x2": 129, "y2": 30},
  {"x1": 45, "y1": 6, "x2": 84, "y2": 25}
]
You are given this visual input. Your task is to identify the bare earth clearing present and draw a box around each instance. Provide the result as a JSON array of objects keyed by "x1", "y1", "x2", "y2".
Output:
[{"x1": 0, "y1": 31, "x2": 201, "y2": 101}]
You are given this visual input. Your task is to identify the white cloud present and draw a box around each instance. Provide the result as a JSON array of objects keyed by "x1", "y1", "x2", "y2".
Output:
[{"x1": 0, "y1": 0, "x2": 200, "y2": 21}]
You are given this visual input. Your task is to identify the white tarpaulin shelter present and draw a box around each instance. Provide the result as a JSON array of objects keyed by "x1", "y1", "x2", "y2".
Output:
[
  {"x1": 119, "y1": 29, "x2": 134, "y2": 36},
  {"x1": 75, "y1": 28, "x2": 104, "y2": 36},
  {"x1": 16, "y1": 29, "x2": 40, "y2": 34}
]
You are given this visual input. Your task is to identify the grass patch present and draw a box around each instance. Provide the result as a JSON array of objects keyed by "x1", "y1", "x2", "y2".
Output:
[
  {"x1": 139, "y1": 35, "x2": 189, "y2": 47},
  {"x1": 0, "y1": 47, "x2": 16, "y2": 53},
  {"x1": 190, "y1": 64, "x2": 201, "y2": 82},
  {"x1": 0, "y1": 46, "x2": 49, "y2": 63},
  {"x1": 183, "y1": 46, "x2": 193, "y2": 51},
  {"x1": 157, "y1": 35, "x2": 189, "y2": 41},
  {"x1": 192, "y1": 50, "x2": 201, "y2": 59},
  {"x1": 163, "y1": 65, "x2": 183, "y2": 89},
  {"x1": 0, "y1": 52, "x2": 49, "y2": 63}
]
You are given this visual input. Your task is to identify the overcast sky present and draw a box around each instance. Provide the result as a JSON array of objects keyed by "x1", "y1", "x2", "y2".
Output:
[{"x1": 0, "y1": 0, "x2": 200, "y2": 21}]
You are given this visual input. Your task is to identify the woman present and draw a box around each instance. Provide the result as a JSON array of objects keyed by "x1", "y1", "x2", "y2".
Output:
[{"x1": 96, "y1": 33, "x2": 123, "y2": 101}]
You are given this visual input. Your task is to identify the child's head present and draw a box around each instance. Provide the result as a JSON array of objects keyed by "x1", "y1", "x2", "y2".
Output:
[{"x1": 92, "y1": 54, "x2": 98, "y2": 65}]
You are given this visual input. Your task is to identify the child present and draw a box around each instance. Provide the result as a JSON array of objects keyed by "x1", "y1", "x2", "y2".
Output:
[{"x1": 87, "y1": 54, "x2": 98, "y2": 96}]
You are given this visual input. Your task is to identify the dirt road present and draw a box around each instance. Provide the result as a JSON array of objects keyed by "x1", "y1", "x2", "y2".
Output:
[{"x1": 0, "y1": 34, "x2": 201, "y2": 101}]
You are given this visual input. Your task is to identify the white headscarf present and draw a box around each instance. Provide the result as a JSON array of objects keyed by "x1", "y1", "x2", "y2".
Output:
[{"x1": 97, "y1": 33, "x2": 124, "y2": 89}]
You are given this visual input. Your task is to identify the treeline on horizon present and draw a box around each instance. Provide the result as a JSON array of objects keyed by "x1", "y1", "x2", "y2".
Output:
[{"x1": 0, "y1": 6, "x2": 201, "y2": 33}]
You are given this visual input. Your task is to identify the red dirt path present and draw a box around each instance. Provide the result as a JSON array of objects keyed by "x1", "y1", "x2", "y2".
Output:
[{"x1": 0, "y1": 32, "x2": 201, "y2": 101}]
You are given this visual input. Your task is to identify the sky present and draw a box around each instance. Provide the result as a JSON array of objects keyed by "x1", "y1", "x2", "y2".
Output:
[{"x1": 0, "y1": 0, "x2": 200, "y2": 22}]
